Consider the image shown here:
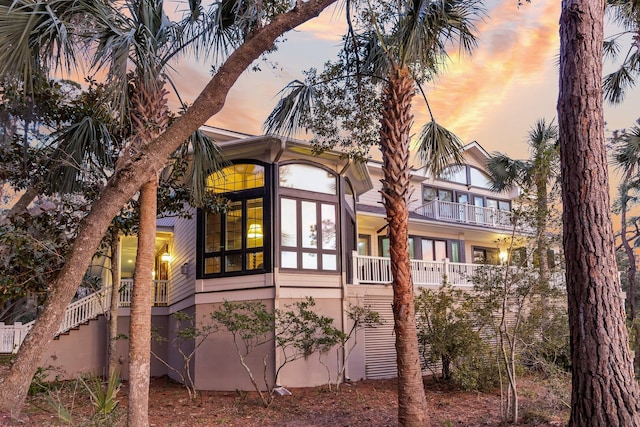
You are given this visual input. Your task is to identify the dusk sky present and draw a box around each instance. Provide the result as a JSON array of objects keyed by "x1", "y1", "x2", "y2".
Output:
[{"x1": 171, "y1": 1, "x2": 640, "y2": 166}]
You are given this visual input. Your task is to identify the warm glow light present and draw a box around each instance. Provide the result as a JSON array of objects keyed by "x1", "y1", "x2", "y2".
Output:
[
  {"x1": 499, "y1": 251, "x2": 508, "y2": 264},
  {"x1": 247, "y1": 223, "x2": 263, "y2": 239},
  {"x1": 161, "y1": 252, "x2": 172, "y2": 262}
]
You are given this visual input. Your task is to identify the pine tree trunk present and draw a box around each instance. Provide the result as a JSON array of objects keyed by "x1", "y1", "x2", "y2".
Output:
[
  {"x1": 380, "y1": 66, "x2": 429, "y2": 427},
  {"x1": 127, "y1": 178, "x2": 157, "y2": 427},
  {"x1": 108, "y1": 232, "x2": 121, "y2": 378},
  {"x1": 558, "y1": 1, "x2": 640, "y2": 424},
  {"x1": 0, "y1": 1, "x2": 337, "y2": 416}
]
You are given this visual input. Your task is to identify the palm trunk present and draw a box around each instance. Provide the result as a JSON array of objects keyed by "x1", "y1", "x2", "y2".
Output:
[
  {"x1": 534, "y1": 171, "x2": 550, "y2": 286},
  {"x1": 0, "y1": 1, "x2": 337, "y2": 416},
  {"x1": 127, "y1": 178, "x2": 157, "y2": 427},
  {"x1": 379, "y1": 66, "x2": 428, "y2": 427},
  {"x1": 558, "y1": 1, "x2": 640, "y2": 424},
  {"x1": 108, "y1": 231, "x2": 121, "y2": 378}
]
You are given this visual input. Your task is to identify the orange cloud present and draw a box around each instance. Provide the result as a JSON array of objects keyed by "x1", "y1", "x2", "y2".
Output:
[{"x1": 417, "y1": 1, "x2": 560, "y2": 147}]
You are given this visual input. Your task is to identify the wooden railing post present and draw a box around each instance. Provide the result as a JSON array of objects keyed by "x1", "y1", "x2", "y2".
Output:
[
  {"x1": 352, "y1": 251, "x2": 360, "y2": 285},
  {"x1": 443, "y1": 258, "x2": 450, "y2": 284}
]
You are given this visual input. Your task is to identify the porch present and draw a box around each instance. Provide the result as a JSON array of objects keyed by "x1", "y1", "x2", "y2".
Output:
[
  {"x1": 351, "y1": 253, "x2": 564, "y2": 288},
  {"x1": 118, "y1": 279, "x2": 170, "y2": 307}
]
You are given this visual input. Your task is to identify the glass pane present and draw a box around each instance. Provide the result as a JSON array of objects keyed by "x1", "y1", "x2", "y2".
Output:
[
  {"x1": 380, "y1": 238, "x2": 390, "y2": 257},
  {"x1": 322, "y1": 254, "x2": 337, "y2": 270},
  {"x1": 207, "y1": 164, "x2": 264, "y2": 193},
  {"x1": 205, "y1": 257, "x2": 221, "y2": 274},
  {"x1": 279, "y1": 164, "x2": 337, "y2": 194},
  {"x1": 435, "y1": 241, "x2": 447, "y2": 261},
  {"x1": 281, "y1": 251, "x2": 297, "y2": 268},
  {"x1": 409, "y1": 238, "x2": 415, "y2": 259},
  {"x1": 357, "y1": 235, "x2": 370, "y2": 256},
  {"x1": 438, "y1": 190, "x2": 453, "y2": 202},
  {"x1": 423, "y1": 186, "x2": 437, "y2": 203},
  {"x1": 226, "y1": 201, "x2": 243, "y2": 250},
  {"x1": 345, "y1": 180, "x2": 355, "y2": 212},
  {"x1": 246, "y1": 198, "x2": 263, "y2": 249},
  {"x1": 440, "y1": 166, "x2": 466, "y2": 184},
  {"x1": 451, "y1": 242, "x2": 460, "y2": 263},
  {"x1": 486, "y1": 199, "x2": 498, "y2": 209},
  {"x1": 302, "y1": 201, "x2": 317, "y2": 249},
  {"x1": 499, "y1": 201, "x2": 511, "y2": 211},
  {"x1": 422, "y1": 239, "x2": 434, "y2": 261},
  {"x1": 321, "y1": 204, "x2": 336, "y2": 249},
  {"x1": 281, "y1": 198, "x2": 297, "y2": 246},
  {"x1": 226, "y1": 254, "x2": 242, "y2": 272},
  {"x1": 469, "y1": 167, "x2": 492, "y2": 189},
  {"x1": 457, "y1": 194, "x2": 469, "y2": 204},
  {"x1": 205, "y1": 212, "x2": 222, "y2": 252},
  {"x1": 247, "y1": 252, "x2": 264, "y2": 270},
  {"x1": 302, "y1": 252, "x2": 317, "y2": 269}
]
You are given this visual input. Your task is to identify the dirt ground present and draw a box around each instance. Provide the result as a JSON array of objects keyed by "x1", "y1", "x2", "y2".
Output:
[{"x1": 2, "y1": 374, "x2": 569, "y2": 426}]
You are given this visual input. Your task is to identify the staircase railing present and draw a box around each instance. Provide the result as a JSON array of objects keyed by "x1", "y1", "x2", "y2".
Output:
[
  {"x1": 57, "y1": 287, "x2": 112, "y2": 335},
  {"x1": 0, "y1": 288, "x2": 112, "y2": 354}
]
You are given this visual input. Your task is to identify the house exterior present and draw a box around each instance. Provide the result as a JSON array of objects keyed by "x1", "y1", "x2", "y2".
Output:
[{"x1": 3, "y1": 126, "x2": 552, "y2": 389}]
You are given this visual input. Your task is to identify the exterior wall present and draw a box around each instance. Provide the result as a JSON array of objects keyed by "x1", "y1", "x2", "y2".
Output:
[
  {"x1": 40, "y1": 316, "x2": 108, "y2": 380},
  {"x1": 115, "y1": 310, "x2": 169, "y2": 380},
  {"x1": 193, "y1": 298, "x2": 276, "y2": 391},
  {"x1": 170, "y1": 211, "x2": 197, "y2": 305}
]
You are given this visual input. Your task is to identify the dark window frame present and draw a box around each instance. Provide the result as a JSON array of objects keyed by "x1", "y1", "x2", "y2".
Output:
[{"x1": 197, "y1": 161, "x2": 271, "y2": 279}]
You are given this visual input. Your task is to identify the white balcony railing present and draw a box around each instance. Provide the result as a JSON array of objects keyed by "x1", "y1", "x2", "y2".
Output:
[
  {"x1": 118, "y1": 279, "x2": 170, "y2": 307},
  {"x1": 415, "y1": 200, "x2": 516, "y2": 230},
  {"x1": 0, "y1": 321, "x2": 33, "y2": 353},
  {"x1": 352, "y1": 253, "x2": 564, "y2": 288}
]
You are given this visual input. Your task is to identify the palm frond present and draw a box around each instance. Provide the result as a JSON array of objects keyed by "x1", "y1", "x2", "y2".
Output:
[
  {"x1": 485, "y1": 153, "x2": 529, "y2": 192},
  {"x1": 396, "y1": 0, "x2": 485, "y2": 71},
  {"x1": 46, "y1": 116, "x2": 115, "y2": 193},
  {"x1": 414, "y1": 120, "x2": 465, "y2": 177},
  {"x1": 612, "y1": 126, "x2": 640, "y2": 173},
  {"x1": 603, "y1": 63, "x2": 636, "y2": 104},
  {"x1": 603, "y1": 38, "x2": 621, "y2": 61},
  {"x1": 263, "y1": 80, "x2": 316, "y2": 137},
  {"x1": 183, "y1": 129, "x2": 228, "y2": 207},
  {"x1": 0, "y1": 0, "x2": 89, "y2": 92}
]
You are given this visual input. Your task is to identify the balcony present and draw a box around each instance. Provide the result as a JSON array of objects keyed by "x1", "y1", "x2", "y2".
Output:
[
  {"x1": 414, "y1": 200, "x2": 516, "y2": 230},
  {"x1": 351, "y1": 254, "x2": 564, "y2": 288},
  {"x1": 118, "y1": 279, "x2": 170, "y2": 307}
]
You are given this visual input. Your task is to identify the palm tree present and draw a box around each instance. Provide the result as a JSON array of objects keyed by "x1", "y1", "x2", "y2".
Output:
[
  {"x1": 266, "y1": 1, "x2": 484, "y2": 424},
  {"x1": 485, "y1": 119, "x2": 559, "y2": 285},
  {"x1": 0, "y1": 0, "x2": 339, "y2": 418}
]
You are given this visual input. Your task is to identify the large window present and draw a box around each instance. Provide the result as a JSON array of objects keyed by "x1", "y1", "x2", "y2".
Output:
[
  {"x1": 200, "y1": 163, "x2": 268, "y2": 276},
  {"x1": 279, "y1": 163, "x2": 339, "y2": 272},
  {"x1": 439, "y1": 165, "x2": 493, "y2": 190}
]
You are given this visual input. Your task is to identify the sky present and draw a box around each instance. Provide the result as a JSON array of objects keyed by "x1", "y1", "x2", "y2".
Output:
[{"x1": 168, "y1": 1, "x2": 640, "y2": 166}]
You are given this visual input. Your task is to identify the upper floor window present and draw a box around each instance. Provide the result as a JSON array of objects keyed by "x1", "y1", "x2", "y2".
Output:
[
  {"x1": 279, "y1": 163, "x2": 337, "y2": 195},
  {"x1": 439, "y1": 165, "x2": 492, "y2": 190},
  {"x1": 201, "y1": 163, "x2": 268, "y2": 277}
]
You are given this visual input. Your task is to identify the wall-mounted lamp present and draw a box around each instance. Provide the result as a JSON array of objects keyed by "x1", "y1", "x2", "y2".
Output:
[
  {"x1": 499, "y1": 251, "x2": 508, "y2": 265},
  {"x1": 161, "y1": 251, "x2": 172, "y2": 263},
  {"x1": 180, "y1": 262, "x2": 189, "y2": 275},
  {"x1": 247, "y1": 223, "x2": 263, "y2": 239}
]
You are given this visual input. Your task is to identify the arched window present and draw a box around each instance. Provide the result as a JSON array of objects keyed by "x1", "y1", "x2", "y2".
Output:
[
  {"x1": 278, "y1": 163, "x2": 339, "y2": 272},
  {"x1": 200, "y1": 163, "x2": 268, "y2": 277}
]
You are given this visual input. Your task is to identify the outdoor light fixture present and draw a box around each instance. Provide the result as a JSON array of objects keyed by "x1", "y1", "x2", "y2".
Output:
[
  {"x1": 499, "y1": 251, "x2": 508, "y2": 264},
  {"x1": 180, "y1": 262, "x2": 189, "y2": 275},
  {"x1": 247, "y1": 223, "x2": 263, "y2": 239},
  {"x1": 161, "y1": 251, "x2": 172, "y2": 262}
]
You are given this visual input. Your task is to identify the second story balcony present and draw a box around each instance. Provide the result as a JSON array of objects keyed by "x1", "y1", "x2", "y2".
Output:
[{"x1": 414, "y1": 200, "x2": 516, "y2": 231}]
